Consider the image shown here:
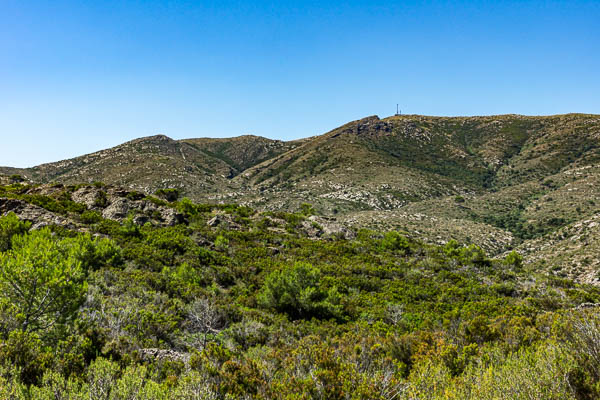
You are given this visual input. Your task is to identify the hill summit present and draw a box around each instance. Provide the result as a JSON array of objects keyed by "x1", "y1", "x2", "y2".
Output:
[{"x1": 2, "y1": 113, "x2": 600, "y2": 283}]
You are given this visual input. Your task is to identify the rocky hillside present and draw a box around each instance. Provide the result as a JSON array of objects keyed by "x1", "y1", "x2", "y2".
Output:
[
  {"x1": 2, "y1": 113, "x2": 600, "y2": 282},
  {"x1": 0, "y1": 183, "x2": 185, "y2": 231},
  {"x1": 0, "y1": 134, "x2": 298, "y2": 200},
  {"x1": 235, "y1": 113, "x2": 600, "y2": 211}
]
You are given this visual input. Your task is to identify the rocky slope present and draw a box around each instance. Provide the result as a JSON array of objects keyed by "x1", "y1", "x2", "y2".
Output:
[
  {"x1": 0, "y1": 134, "x2": 298, "y2": 201},
  {"x1": 2, "y1": 113, "x2": 600, "y2": 282},
  {"x1": 0, "y1": 183, "x2": 185, "y2": 231}
]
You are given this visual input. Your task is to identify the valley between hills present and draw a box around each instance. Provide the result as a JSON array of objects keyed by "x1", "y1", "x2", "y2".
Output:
[{"x1": 3, "y1": 113, "x2": 600, "y2": 285}]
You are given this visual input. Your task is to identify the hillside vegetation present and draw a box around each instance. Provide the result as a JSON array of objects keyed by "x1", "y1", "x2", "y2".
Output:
[
  {"x1": 1, "y1": 183, "x2": 600, "y2": 398},
  {"x1": 0, "y1": 135, "x2": 298, "y2": 201},
  {"x1": 2, "y1": 113, "x2": 600, "y2": 283}
]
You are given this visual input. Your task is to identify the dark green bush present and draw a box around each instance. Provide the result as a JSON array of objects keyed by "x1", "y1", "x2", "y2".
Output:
[
  {"x1": 80, "y1": 210, "x2": 102, "y2": 224},
  {"x1": 258, "y1": 262, "x2": 343, "y2": 320},
  {"x1": 0, "y1": 212, "x2": 31, "y2": 252},
  {"x1": 154, "y1": 188, "x2": 181, "y2": 202}
]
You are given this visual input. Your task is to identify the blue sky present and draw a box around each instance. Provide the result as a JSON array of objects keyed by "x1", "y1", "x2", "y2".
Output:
[{"x1": 1, "y1": 0, "x2": 599, "y2": 167}]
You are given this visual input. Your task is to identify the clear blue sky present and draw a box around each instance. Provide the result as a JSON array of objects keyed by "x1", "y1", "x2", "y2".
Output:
[{"x1": 1, "y1": 0, "x2": 599, "y2": 167}]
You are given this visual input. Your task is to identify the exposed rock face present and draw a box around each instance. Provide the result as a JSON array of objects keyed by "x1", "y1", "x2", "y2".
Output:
[
  {"x1": 0, "y1": 184, "x2": 186, "y2": 230},
  {"x1": 72, "y1": 185, "x2": 186, "y2": 227},
  {"x1": 301, "y1": 215, "x2": 356, "y2": 240},
  {"x1": 138, "y1": 348, "x2": 189, "y2": 363},
  {"x1": 102, "y1": 197, "x2": 131, "y2": 220},
  {"x1": 160, "y1": 207, "x2": 185, "y2": 226},
  {"x1": 71, "y1": 186, "x2": 106, "y2": 209},
  {"x1": 330, "y1": 116, "x2": 393, "y2": 138},
  {"x1": 99, "y1": 196, "x2": 185, "y2": 226},
  {"x1": 206, "y1": 213, "x2": 241, "y2": 230},
  {"x1": 0, "y1": 198, "x2": 77, "y2": 230}
]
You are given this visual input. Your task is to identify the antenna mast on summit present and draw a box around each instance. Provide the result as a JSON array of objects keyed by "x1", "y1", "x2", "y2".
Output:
[{"x1": 395, "y1": 104, "x2": 401, "y2": 116}]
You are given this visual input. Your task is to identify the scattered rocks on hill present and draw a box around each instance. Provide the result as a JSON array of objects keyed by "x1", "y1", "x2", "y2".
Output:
[
  {"x1": 0, "y1": 198, "x2": 77, "y2": 230},
  {"x1": 301, "y1": 215, "x2": 356, "y2": 240},
  {"x1": 576, "y1": 303, "x2": 600, "y2": 310},
  {"x1": 0, "y1": 184, "x2": 186, "y2": 231},
  {"x1": 71, "y1": 186, "x2": 185, "y2": 226},
  {"x1": 138, "y1": 348, "x2": 189, "y2": 363},
  {"x1": 102, "y1": 197, "x2": 130, "y2": 220},
  {"x1": 71, "y1": 186, "x2": 106, "y2": 208},
  {"x1": 517, "y1": 212, "x2": 600, "y2": 286},
  {"x1": 34, "y1": 184, "x2": 66, "y2": 197},
  {"x1": 206, "y1": 213, "x2": 241, "y2": 230}
]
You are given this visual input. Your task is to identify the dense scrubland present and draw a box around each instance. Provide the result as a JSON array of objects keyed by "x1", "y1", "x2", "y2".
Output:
[{"x1": 1, "y1": 182, "x2": 600, "y2": 399}]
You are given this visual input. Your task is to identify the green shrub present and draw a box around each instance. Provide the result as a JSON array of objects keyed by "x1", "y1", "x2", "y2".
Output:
[
  {"x1": 504, "y1": 250, "x2": 523, "y2": 269},
  {"x1": 93, "y1": 191, "x2": 108, "y2": 208},
  {"x1": 9, "y1": 174, "x2": 24, "y2": 183},
  {"x1": 214, "y1": 235, "x2": 229, "y2": 251},
  {"x1": 0, "y1": 212, "x2": 30, "y2": 252},
  {"x1": 0, "y1": 330, "x2": 52, "y2": 385},
  {"x1": 0, "y1": 229, "x2": 89, "y2": 333},
  {"x1": 380, "y1": 231, "x2": 410, "y2": 254},
  {"x1": 80, "y1": 210, "x2": 102, "y2": 224},
  {"x1": 176, "y1": 197, "x2": 211, "y2": 218},
  {"x1": 258, "y1": 262, "x2": 342, "y2": 320},
  {"x1": 154, "y1": 188, "x2": 181, "y2": 202},
  {"x1": 300, "y1": 203, "x2": 315, "y2": 216}
]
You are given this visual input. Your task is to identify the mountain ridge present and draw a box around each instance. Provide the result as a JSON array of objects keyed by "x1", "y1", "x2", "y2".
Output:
[{"x1": 2, "y1": 113, "x2": 600, "y2": 283}]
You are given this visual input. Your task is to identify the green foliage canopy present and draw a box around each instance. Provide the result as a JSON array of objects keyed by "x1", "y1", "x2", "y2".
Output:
[
  {"x1": 0, "y1": 229, "x2": 88, "y2": 333},
  {"x1": 258, "y1": 262, "x2": 342, "y2": 320},
  {"x1": 0, "y1": 224, "x2": 120, "y2": 334},
  {"x1": 0, "y1": 212, "x2": 30, "y2": 252}
]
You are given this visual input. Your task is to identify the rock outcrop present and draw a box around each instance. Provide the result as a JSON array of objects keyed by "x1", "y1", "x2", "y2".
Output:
[
  {"x1": 71, "y1": 186, "x2": 186, "y2": 226},
  {"x1": 138, "y1": 348, "x2": 189, "y2": 363},
  {"x1": 301, "y1": 215, "x2": 356, "y2": 240},
  {"x1": 0, "y1": 184, "x2": 186, "y2": 231},
  {"x1": 0, "y1": 198, "x2": 77, "y2": 230}
]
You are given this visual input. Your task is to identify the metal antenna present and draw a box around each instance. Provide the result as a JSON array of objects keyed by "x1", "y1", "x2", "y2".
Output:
[{"x1": 395, "y1": 104, "x2": 401, "y2": 116}]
